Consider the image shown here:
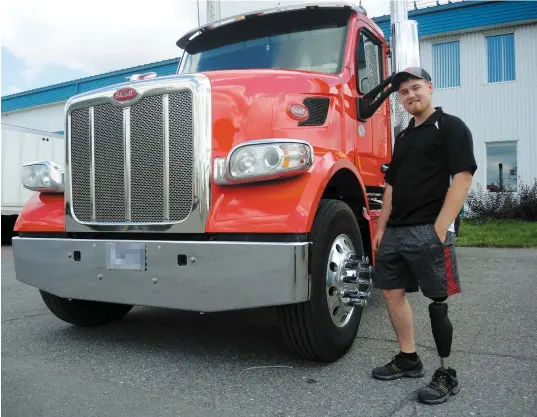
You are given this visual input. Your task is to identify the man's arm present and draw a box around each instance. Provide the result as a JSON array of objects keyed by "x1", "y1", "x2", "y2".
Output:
[
  {"x1": 434, "y1": 171, "x2": 473, "y2": 241},
  {"x1": 373, "y1": 184, "x2": 392, "y2": 250},
  {"x1": 377, "y1": 184, "x2": 393, "y2": 233},
  {"x1": 374, "y1": 141, "x2": 399, "y2": 248},
  {"x1": 436, "y1": 116, "x2": 478, "y2": 241}
]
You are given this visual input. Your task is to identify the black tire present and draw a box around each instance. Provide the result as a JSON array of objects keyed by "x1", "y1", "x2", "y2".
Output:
[
  {"x1": 1, "y1": 215, "x2": 17, "y2": 245},
  {"x1": 40, "y1": 290, "x2": 133, "y2": 326},
  {"x1": 277, "y1": 199, "x2": 365, "y2": 362}
]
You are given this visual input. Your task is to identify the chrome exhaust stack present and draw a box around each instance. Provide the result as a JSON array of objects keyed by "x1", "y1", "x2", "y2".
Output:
[
  {"x1": 389, "y1": 0, "x2": 421, "y2": 138},
  {"x1": 356, "y1": 0, "x2": 421, "y2": 128}
]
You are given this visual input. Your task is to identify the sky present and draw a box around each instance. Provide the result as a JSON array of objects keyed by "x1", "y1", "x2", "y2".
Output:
[{"x1": 1, "y1": 0, "x2": 461, "y2": 97}]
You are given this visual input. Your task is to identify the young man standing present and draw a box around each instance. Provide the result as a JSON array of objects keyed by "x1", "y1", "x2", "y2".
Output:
[{"x1": 371, "y1": 67, "x2": 477, "y2": 404}]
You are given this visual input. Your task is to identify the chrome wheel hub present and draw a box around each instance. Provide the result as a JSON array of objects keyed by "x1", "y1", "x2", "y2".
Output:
[{"x1": 325, "y1": 234, "x2": 372, "y2": 328}]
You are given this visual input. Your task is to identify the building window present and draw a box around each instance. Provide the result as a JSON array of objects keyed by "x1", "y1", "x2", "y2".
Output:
[
  {"x1": 486, "y1": 141, "x2": 517, "y2": 192},
  {"x1": 486, "y1": 33, "x2": 515, "y2": 83},
  {"x1": 432, "y1": 41, "x2": 460, "y2": 88}
]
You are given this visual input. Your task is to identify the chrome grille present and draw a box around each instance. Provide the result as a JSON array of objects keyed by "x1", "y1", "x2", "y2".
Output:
[
  {"x1": 70, "y1": 108, "x2": 91, "y2": 221},
  {"x1": 69, "y1": 91, "x2": 194, "y2": 224},
  {"x1": 169, "y1": 92, "x2": 194, "y2": 221},
  {"x1": 94, "y1": 103, "x2": 125, "y2": 222},
  {"x1": 131, "y1": 95, "x2": 165, "y2": 222}
]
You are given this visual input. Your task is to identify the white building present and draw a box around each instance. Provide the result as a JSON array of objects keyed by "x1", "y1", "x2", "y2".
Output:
[{"x1": 413, "y1": 4, "x2": 537, "y2": 193}]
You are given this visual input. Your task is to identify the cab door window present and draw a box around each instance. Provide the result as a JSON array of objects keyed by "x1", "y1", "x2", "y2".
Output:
[{"x1": 356, "y1": 29, "x2": 383, "y2": 95}]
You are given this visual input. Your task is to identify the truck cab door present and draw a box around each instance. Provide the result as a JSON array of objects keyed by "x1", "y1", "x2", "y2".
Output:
[{"x1": 353, "y1": 23, "x2": 390, "y2": 188}]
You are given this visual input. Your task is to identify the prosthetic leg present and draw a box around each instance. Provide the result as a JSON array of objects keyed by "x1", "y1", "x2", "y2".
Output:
[
  {"x1": 429, "y1": 297, "x2": 452, "y2": 369},
  {"x1": 418, "y1": 297, "x2": 460, "y2": 404}
]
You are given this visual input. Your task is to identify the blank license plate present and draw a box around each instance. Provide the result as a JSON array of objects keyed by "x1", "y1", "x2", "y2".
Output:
[{"x1": 105, "y1": 242, "x2": 146, "y2": 271}]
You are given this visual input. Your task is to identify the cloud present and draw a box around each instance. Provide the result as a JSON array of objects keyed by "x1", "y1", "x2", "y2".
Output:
[
  {"x1": 1, "y1": 0, "x2": 394, "y2": 80},
  {"x1": 2, "y1": 0, "x2": 458, "y2": 87},
  {"x1": 2, "y1": 0, "x2": 200, "y2": 81},
  {"x1": 7, "y1": 86, "x2": 23, "y2": 94}
]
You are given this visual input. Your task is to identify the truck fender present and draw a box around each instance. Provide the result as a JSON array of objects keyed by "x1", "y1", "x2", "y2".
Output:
[
  {"x1": 14, "y1": 192, "x2": 65, "y2": 232},
  {"x1": 302, "y1": 151, "x2": 370, "y2": 232},
  {"x1": 206, "y1": 151, "x2": 370, "y2": 234},
  {"x1": 305, "y1": 152, "x2": 378, "y2": 263}
]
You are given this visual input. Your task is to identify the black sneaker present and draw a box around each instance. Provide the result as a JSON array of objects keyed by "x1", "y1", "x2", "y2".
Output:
[
  {"x1": 417, "y1": 367, "x2": 460, "y2": 404},
  {"x1": 372, "y1": 353, "x2": 425, "y2": 380}
]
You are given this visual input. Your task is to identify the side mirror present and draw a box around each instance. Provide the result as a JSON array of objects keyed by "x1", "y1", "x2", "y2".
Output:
[{"x1": 357, "y1": 74, "x2": 395, "y2": 122}]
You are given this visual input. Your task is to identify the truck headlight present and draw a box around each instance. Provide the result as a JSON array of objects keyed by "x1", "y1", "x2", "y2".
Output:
[
  {"x1": 214, "y1": 140, "x2": 314, "y2": 185},
  {"x1": 22, "y1": 161, "x2": 65, "y2": 193}
]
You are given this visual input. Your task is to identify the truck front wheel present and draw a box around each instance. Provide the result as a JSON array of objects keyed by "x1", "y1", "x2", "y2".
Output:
[
  {"x1": 40, "y1": 290, "x2": 133, "y2": 326},
  {"x1": 277, "y1": 199, "x2": 367, "y2": 362}
]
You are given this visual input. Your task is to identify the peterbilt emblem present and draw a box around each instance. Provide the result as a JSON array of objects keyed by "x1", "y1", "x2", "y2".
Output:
[
  {"x1": 113, "y1": 87, "x2": 138, "y2": 102},
  {"x1": 287, "y1": 103, "x2": 309, "y2": 120}
]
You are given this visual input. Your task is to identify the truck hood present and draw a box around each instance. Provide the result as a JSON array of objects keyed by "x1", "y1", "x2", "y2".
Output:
[{"x1": 202, "y1": 69, "x2": 346, "y2": 158}]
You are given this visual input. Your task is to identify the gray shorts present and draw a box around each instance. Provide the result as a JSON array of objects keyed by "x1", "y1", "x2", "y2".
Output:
[{"x1": 372, "y1": 223, "x2": 461, "y2": 299}]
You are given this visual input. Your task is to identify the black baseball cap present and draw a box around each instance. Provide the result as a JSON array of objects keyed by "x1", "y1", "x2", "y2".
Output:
[{"x1": 391, "y1": 66, "x2": 432, "y2": 90}]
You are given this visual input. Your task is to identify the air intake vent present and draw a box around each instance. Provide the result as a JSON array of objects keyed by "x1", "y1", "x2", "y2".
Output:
[{"x1": 298, "y1": 98, "x2": 330, "y2": 126}]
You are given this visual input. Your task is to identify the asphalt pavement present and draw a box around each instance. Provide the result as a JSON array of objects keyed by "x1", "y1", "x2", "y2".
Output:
[{"x1": 2, "y1": 245, "x2": 536, "y2": 417}]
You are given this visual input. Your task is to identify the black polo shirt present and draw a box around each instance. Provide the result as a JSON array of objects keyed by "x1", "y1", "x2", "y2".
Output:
[{"x1": 385, "y1": 107, "x2": 477, "y2": 227}]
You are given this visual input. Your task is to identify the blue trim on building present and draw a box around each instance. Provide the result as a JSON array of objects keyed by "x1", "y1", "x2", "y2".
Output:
[
  {"x1": 3, "y1": 1, "x2": 537, "y2": 113},
  {"x1": 2, "y1": 58, "x2": 180, "y2": 113},
  {"x1": 374, "y1": 0, "x2": 537, "y2": 40}
]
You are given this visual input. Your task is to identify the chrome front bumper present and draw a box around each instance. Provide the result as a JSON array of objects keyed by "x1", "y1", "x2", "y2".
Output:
[{"x1": 12, "y1": 237, "x2": 310, "y2": 312}]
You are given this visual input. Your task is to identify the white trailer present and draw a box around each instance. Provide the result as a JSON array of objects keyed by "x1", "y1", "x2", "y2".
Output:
[{"x1": 1, "y1": 123, "x2": 65, "y2": 241}]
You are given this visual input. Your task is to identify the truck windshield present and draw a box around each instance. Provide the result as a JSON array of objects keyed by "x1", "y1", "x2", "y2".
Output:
[{"x1": 179, "y1": 8, "x2": 350, "y2": 74}]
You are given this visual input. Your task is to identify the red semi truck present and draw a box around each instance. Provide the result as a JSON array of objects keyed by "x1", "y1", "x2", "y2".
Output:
[{"x1": 12, "y1": 1, "x2": 420, "y2": 362}]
